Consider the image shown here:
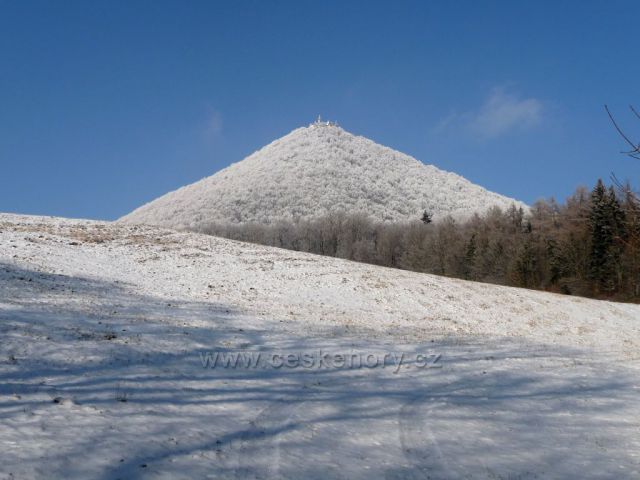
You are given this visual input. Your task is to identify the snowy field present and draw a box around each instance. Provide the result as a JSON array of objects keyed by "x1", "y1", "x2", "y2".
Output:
[{"x1": 1, "y1": 213, "x2": 640, "y2": 479}]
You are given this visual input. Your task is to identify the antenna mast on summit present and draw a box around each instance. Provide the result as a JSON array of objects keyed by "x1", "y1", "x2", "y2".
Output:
[{"x1": 312, "y1": 115, "x2": 336, "y2": 127}]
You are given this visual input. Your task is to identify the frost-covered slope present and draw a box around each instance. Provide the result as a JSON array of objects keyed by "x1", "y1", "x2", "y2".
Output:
[
  {"x1": 120, "y1": 122, "x2": 527, "y2": 229},
  {"x1": 3, "y1": 213, "x2": 640, "y2": 479},
  {"x1": 2, "y1": 213, "x2": 638, "y2": 352}
]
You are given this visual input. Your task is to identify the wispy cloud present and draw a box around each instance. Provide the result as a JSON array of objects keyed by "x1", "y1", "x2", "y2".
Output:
[
  {"x1": 203, "y1": 109, "x2": 223, "y2": 140},
  {"x1": 434, "y1": 88, "x2": 544, "y2": 140}
]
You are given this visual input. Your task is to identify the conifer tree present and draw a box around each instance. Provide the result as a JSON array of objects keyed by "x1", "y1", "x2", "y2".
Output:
[
  {"x1": 588, "y1": 180, "x2": 627, "y2": 293},
  {"x1": 462, "y1": 233, "x2": 477, "y2": 280}
]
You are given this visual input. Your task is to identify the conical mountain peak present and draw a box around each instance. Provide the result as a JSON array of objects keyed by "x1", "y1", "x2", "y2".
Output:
[{"x1": 120, "y1": 123, "x2": 526, "y2": 229}]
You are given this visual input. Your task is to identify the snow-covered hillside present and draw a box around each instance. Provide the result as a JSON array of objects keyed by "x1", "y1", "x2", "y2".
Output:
[
  {"x1": 2, "y1": 213, "x2": 640, "y2": 479},
  {"x1": 120, "y1": 121, "x2": 527, "y2": 229}
]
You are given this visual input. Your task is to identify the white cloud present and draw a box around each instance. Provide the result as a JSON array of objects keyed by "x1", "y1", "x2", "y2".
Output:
[
  {"x1": 434, "y1": 88, "x2": 544, "y2": 140},
  {"x1": 204, "y1": 109, "x2": 223, "y2": 140}
]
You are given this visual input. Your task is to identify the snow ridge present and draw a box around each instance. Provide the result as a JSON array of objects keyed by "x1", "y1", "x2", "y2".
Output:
[{"x1": 120, "y1": 122, "x2": 527, "y2": 229}]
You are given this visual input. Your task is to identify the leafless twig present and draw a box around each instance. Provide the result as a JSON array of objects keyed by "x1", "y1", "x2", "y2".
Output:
[{"x1": 605, "y1": 105, "x2": 640, "y2": 159}]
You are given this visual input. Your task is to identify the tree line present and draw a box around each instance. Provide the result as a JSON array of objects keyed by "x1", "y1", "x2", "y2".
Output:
[{"x1": 198, "y1": 179, "x2": 640, "y2": 302}]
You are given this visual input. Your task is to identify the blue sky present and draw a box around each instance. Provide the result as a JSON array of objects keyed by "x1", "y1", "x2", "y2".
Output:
[{"x1": 1, "y1": 0, "x2": 639, "y2": 220}]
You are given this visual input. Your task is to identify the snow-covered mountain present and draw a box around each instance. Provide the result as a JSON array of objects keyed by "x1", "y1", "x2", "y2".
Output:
[{"x1": 120, "y1": 121, "x2": 527, "y2": 229}]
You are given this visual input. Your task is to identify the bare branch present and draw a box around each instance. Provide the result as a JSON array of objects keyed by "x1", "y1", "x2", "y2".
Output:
[
  {"x1": 605, "y1": 105, "x2": 640, "y2": 157},
  {"x1": 610, "y1": 172, "x2": 640, "y2": 208}
]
